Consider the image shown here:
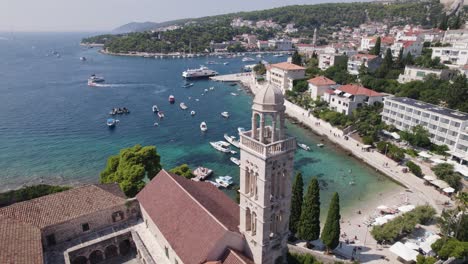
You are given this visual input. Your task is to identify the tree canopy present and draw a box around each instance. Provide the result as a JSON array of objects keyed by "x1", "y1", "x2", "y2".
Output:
[
  {"x1": 298, "y1": 177, "x2": 321, "y2": 241},
  {"x1": 100, "y1": 144, "x2": 162, "y2": 197},
  {"x1": 169, "y1": 164, "x2": 195, "y2": 179},
  {"x1": 321, "y1": 192, "x2": 340, "y2": 251},
  {"x1": 289, "y1": 172, "x2": 304, "y2": 235}
]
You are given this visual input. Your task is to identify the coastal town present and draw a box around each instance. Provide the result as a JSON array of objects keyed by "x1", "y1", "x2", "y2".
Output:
[{"x1": 1, "y1": 0, "x2": 468, "y2": 264}]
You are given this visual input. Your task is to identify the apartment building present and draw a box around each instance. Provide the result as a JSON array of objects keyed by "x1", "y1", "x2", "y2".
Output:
[
  {"x1": 397, "y1": 66, "x2": 456, "y2": 83},
  {"x1": 308, "y1": 76, "x2": 336, "y2": 99},
  {"x1": 390, "y1": 40, "x2": 423, "y2": 58},
  {"x1": 322, "y1": 84, "x2": 384, "y2": 115},
  {"x1": 382, "y1": 97, "x2": 468, "y2": 164},
  {"x1": 431, "y1": 46, "x2": 468, "y2": 66},
  {"x1": 347, "y1": 54, "x2": 382, "y2": 75},
  {"x1": 318, "y1": 53, "x2": 346, "y2": 70},
  {"x1": 268, "y1": 39, "x2": 293, "y2": 51},
  {"x1": 266, "y1": 62, "x2": 306, "y2": 93}
]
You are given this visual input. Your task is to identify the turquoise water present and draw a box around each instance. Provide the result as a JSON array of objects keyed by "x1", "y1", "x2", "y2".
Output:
[{"x1": 0, "y1": 33, "x2": 400, "y2": 212}]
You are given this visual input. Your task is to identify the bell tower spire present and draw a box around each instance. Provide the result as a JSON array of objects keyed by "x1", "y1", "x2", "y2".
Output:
[{"x1": 239, "y1": 84, "x2": 296, "y2": 264}]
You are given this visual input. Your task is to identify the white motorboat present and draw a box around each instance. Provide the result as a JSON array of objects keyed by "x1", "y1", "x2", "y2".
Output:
[
  {"x1": 182, "y1": 66, "x2": 218, "y2": 78},
  {"x1": 317, "y1": 143, "x2": 325, "y2": 148},
  {"x1": 88, "y1": 74, "x2": 105, "y2": 86},
  {"x1": 153, "y1": 122, "x2": 159, "y2": 126},
  {"x1": 216, "y1": 176, "x2": 234, "y2": 188},
  {"x1": 221, "y1": 112, "x2": 230, "y2": 118},
  {"x1": 152, "y1": 105, "x2": 159, "y2": 113},
  {"x1": 80, "y1": 56, "x2": 87, "y2": 61},
  {"x1": 190, "y1": 110, "x2": 196, "y2": 116},
  {"x1": 209, "y1": 87, "x2": 215, "y2": 91},
  {"x1": 158, "y1": 111, "x2": 165, "y2": 119},
  {"x1": 106, "y1": 118, "x2": 117, "y2": 127},
  {"x1": 182, "y1": 82, "x2": 194, "y2": 88},
  {"x1": 210, "y1": 141, "x2": 231, "y2": 153},
  {"x1": 297, "y1": 143, "x2": 311, "y2": 151},
  {"x1": 200, "y1": 122, "x2": 208, "y2": 132},
  {"x1": 230, "y1": 157, "x2": 240, "y2": 166},
  {"x1": 169, "y1": 95, "x2": 175, "y2": 104},
  {"x1": 242, "y1": 57, "x2": 255, "y2": 62},
  {"x1": 223, "y1": 62, "x2": 229, "y2": 65},
  {"x1": 204, "y1": 88, "x2": 209, "y2": 92},
  {"x1": 256, "y1": 54, "x2": 262, "y2": 58},
  {"x1": 238, "y1": 127, "x2": 246, "y2": 134},
  {"x1": 224, "y1": 134, "x2": 240, "y2": 148},
  {"x1": 180, "y1": 102, "x2": 188, "y2": 110},
  {"x1": 230, "y1": 92, "x2": 238, "y2": 96}
]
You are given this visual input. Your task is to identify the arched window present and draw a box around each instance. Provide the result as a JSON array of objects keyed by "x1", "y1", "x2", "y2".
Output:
[
  {"x1": 249, "y1": 170, "x2": 256, "y2": 197},
  {"x1": 244, "y1": 168, "x2": 250, "y2": 194},
  {"x1": 251, "y1": 212, "x2": 257, "y2": 236},
  {"x1": 246, "y1": 208, "x2": 252, "y2": 231}
]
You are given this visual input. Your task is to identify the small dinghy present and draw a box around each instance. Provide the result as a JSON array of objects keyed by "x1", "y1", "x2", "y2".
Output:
[
  {"x1": 191, "y1": 110, "x2": 196, "y2": 116},
  {"x1": 180, "y1": 102, "x2": 188, "y2": 110},
  {"x1": 158, "y1": 111, "x2": 165, "y2": 119},
  {"x1": 230, "y1": 157, "x2": 240, "y2": 166},
  {"x1": 200, "y1": 122, "x2": 207, "y2": 132},
  {"x1": 221, "y1": 111, "x2": 230, "y2": 118},
  {"x1": 152, "y1": 105, "x2": 159, "y2": 113}
]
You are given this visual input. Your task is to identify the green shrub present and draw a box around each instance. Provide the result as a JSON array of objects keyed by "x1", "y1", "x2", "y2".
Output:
[
  {"x1": 0, "y1": 185, "x2": 71, "y2": 207},
  {"x1": 432, "y1": 237, "x2": 468, "y2": 260},
  {"x1": 406, "y1": 161, "x2": 423, "y2": 177}
]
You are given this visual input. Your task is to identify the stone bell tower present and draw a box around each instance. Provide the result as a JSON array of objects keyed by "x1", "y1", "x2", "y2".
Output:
[{"x1": 238, "y1": 84, "x2": 296, "y2": 264}]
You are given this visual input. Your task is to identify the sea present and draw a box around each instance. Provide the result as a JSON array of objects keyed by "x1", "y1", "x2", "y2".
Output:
[{"x1": 0, "y1": 32, "x2": 400, "y2": 214}]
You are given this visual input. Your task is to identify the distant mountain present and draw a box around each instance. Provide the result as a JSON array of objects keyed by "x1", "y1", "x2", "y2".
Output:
[{"x1": 113, "y1": 19, "x2": 193, "y2": 33}]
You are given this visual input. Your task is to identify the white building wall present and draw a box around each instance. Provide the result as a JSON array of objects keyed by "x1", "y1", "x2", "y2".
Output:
[{"x1": 432, "y1": 47, "x2": 468, "y2": 66}]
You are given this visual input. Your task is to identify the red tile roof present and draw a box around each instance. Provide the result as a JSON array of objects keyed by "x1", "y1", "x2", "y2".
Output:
[
  {"x1": 271, "y1": 62, "x2": 305, "y2": 70},
  {"x1": 402, "y1": 41, "x2": 415, "y2": 49},
  {"x1": 338, "y1": 84, "x2": 382, "y2": 97},
  {"x1": 222, "y1": 249, "x2": 254, "y2": 264},
  {"x1": 137, "y1": 170, "x2": 242, "y2": 264},
  {"x1": 0, "y1": 184, "x2": 126, "y2": 229},
  {"x1": 0, "y1": 215, "x2": 43, "y2": 264},
  {"x1": 308, "y1": 76, "x2": 336, "y2": 86},
  {"x1": 351, "y1": 54, "x2": 378, "y2": 61}
]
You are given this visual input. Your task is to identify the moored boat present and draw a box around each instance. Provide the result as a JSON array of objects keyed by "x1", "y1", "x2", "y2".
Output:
[
  {"x1": 190, "y1": 110, "x2": 196, "y2": 116},
  {"x1": 297, "y1": 143, "x2": 311, "y2": 151},
  {"x1": 158, "y1": 111, "x2": 165, "y2": 119},
  {"x1": 180, "y1": 102, "x2": 188, "y2": 110},
  {"x1": 230, "y1": 157, "x2": 240, "y2": 166},
  {"x1": 169, "y1": 95, "x2": 175, "y2": 104},
  {"x1": 242, "y1": 57, "x2": 255, "y2": 62},
  {"x1": 200, "y1": 122, "x2": 208, "y2": 132},
  {"x1": 215, "y1": 176, "x2": 233, "y2": 188},
  {"x1": 192, "y1": 166, "x2": 213, "y2": 181},
  {"x1": 224, "y1": 134, "x2": 240, "y2": 148},
  {"x1": 152, "y1": 105, "x2": 159, "y2": 113},
  {"x1": 210, "y1": 141, "x2": 231, "y2": 153},
  {"x1": 230, "y1": 92, "x2": 238, "y2": 96},
  {"x1": 317, "y1": 143, "x2": 325, "y2": 148},
  {"x1": 221, "y1": 111, "x2": 230, "y2": 118}
]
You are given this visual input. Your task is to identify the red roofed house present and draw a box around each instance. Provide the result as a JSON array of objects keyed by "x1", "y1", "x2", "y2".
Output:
[
  {"x1": 266, "y1": 62, "x2": 305, "y2": 93},
  {"x1": 308, "y1": 76, "x2": 337, "y2": 99},
  {"x1": 137, "y1": 84, "x2": 296, "y2": 264},
  {"x1": 347, "y1": 54, "x2": 382, "y2": 75},
  {"x1": 322, "y1": 84, "x2": 384, "y2": 115},
  {"x1": 390, "y1": 39, "x2": 423, "y2": 58}
]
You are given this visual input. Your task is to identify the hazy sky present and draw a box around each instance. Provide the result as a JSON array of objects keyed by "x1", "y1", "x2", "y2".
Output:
[{"x1": 1, "y1": 0, "x2": 362, "y2": 32}]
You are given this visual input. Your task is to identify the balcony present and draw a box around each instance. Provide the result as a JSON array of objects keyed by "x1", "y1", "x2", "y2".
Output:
[{"x1": 240, "y1": 128, "x2": 296, "y2": 159}]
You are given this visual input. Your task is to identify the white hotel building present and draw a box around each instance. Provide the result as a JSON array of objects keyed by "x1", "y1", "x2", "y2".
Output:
[{"x1": 382, "y1": 97, "x2": 468, "y2": 165}]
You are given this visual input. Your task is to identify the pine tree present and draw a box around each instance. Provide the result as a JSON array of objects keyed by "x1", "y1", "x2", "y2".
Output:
[
  {"x1": 292, "y1": 51, "x2": 302, "y2": 66},
  {"x1": 439, "y1": 13, "x2": 448, "y2": 30},
  {"x1": 321, "y1": 192, "x2": 341, "y2": 252},
  {"x1": 297, "y1": 177, "x2": 320, "y2": 241},
  {"x1": 371, "y1": 36, "x2": 381, "y2": 55},
  {"x1": 289, "y1": 172, "x2": 304, "y2": 234}
]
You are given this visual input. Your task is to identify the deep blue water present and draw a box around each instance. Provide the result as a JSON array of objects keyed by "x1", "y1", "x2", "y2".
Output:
[{"x1": 0, "y1": 33, "x2": 399, "y2": 211}]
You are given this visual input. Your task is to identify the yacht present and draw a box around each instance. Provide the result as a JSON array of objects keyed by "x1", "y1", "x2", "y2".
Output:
[
  {"x1": 182, "y1": 66, "x2": 218, "y2": 78},
  {"x1": 152, "y1": 105, "x2": 159, "y2": 113},
  {"x1": 221, "y1": 112, "x2": 230, "y2": 118},
  {"x1": 210, "y1": 141, "x2": 231, "y2": 153},
  {"x1": 230, "y1": 157, "x2": 240, "y2": 166},
  {"x1": 169, "y1": 95, "x2": 175, "y2": 104},
  {"x1": 216, "y1": 176, "x2": 234, "y2": 188},
  {"x1": 106, "y1": 118, "x2": 117, "y2": 127},
  {"x1": 180, "y1": 102, "x2": 188, "y2": 110},
  {"x1": 200, "y1": 122, "x2": 208, "y2": 132},
  {"x1": 297, "y1": 143, "x2": 311, "y2": 151},
  {"x1": 224, "y1": 134, "x2": 240, "y2": 148},
  {"x1": 190, "y1": 110, "x2": 196, "y2": 116}
]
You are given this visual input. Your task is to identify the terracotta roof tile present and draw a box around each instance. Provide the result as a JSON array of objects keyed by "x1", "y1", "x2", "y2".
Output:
[
  {"x1": 0, "y1": 215, "x2": 43, "y2": 264},
  {"x1": 351, "y1": 54, "x2": 378, "y2": 61},
  {"x1": 308, "y1": 76, "x2": 336, "y2": 86},
  {"x1": 0, "y1": 184, "x2": 126, "y2": 229},
  {"x1": 270, "y1": 62, "x2": 305, "y2": 70},
  {"x1": 137, "y1": 170, "x2": 241, "y2": 264},
  {"x1": 222, "y1": 249, "x2": 254, "y2": 264},
  {"x1": 338, "y1": 84, "x2": 382, "y2": 97}
]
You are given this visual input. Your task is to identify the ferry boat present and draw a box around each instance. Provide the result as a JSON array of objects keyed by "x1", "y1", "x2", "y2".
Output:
[
  {"x1": 152, "y1": 105, "x2": 159, "y2": 113},
  {"x1": 169, "y1": 95, "x2": 175, "y2": 104},
  {"x1": 210, "y1": 141, "x2": 232, "y2": 153},
  {"x1": 180, "y1": 102, "x2": 188, "y2": 110},
  {"x1": 182, "y1": 66, "x2": 218, "y2": 79},
  {"x1": 224, "y1": 134, "x2": 240, "y2": 148},
  {"x1": 200, "y1": 122, "x2": 208, "y2": 132}
]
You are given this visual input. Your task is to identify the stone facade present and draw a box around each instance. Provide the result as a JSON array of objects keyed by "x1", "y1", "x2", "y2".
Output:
[{"x1": 239, "y1": 84, "x2": 296, "y2": 264}]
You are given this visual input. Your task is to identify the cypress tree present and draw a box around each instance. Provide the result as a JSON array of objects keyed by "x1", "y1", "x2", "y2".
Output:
[
  {"x1": 384, "y1": 48, "x2": 393, "y2": 67},
  {"x1": 292, "y1": 51, "x2": 302, "y2": 66},
  {"x1": 396, "y1": 48, "x2": 404, "y2": 69},
  {"x1": 404, "y1": 52, "x2": 414, "y2": 66},
  {"x1": 297, "y1": 177, "x2": 320, "y2": 241},
  {"x1": 321, "y1": 192, "x2": 341, "y2": 252},
  {"x1": 371, "y1": 36, "x2": 381, "y2": 55},
  {"x1": 289, "y1": 172, "x2": 304, "y2": 234}
]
